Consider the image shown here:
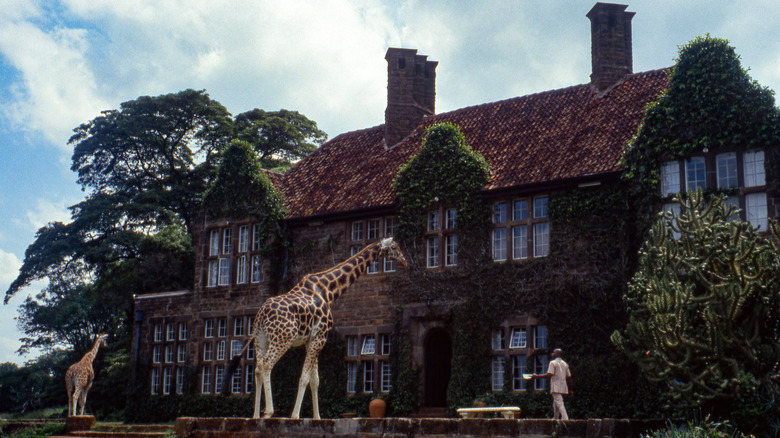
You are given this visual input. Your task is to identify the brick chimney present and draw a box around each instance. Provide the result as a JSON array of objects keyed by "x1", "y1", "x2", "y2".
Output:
[
  {"x1": 384, "y1": 48, "x2": 437, "y2": 147},
  {"x1": 587, "y1": 3, "x2": 635, "y2": 91}
]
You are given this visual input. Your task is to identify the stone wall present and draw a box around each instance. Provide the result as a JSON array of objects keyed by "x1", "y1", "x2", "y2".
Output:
[{"x1": 174, "y1": 417, "x2": 671, "y2": 438}]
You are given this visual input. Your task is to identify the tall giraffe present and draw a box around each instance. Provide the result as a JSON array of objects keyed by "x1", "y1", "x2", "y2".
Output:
[
  {"x1": 65, "y1": 333, "x2": 108, "y2": 416},
  {"x1": 246, "y1": 237, "x2": 406, "y2": 419}
]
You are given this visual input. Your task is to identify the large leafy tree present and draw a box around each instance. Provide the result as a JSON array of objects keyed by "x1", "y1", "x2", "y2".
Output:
[
  {"x1": 611, "y1": 191, "x2": 779, "y2": 412},
  {"x1": 234, "y1": 108, "x2": 326, "y2": 172}
]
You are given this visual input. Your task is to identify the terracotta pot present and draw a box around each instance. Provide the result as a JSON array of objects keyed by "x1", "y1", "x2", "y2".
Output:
[{"x1": 369, "y1": 398, "x2": 386, "y2": 418}]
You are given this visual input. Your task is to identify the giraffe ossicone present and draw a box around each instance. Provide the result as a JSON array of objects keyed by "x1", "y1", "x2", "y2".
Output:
[
  {"x1": 240, "y1": 237, "x2": 407, "y2": 419},
  {"x1": 65, "y1": 333, "x2": 108, "y2": 416}
]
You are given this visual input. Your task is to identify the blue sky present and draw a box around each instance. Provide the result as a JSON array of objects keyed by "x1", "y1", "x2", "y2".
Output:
[{"x1": 1, "y1": 0, "x2": 779, "y2": 365}]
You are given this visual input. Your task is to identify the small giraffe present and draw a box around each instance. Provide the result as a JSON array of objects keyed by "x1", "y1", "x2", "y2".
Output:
[
  {"x1": 65, "y1": 333, "x2": 108, "y2": 416},
  {"x1": 246, "y1": 237, "x2": 406, "y2": 419}
]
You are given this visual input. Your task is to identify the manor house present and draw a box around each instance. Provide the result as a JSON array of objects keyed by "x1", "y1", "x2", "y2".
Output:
[{"x1": 131, "y1": 2, "x2": 777, "y2": 410}]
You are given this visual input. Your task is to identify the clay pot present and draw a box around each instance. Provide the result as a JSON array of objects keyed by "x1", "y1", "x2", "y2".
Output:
[{"x1": 369, "y1": 398, "x2": 386, "y2": 418}]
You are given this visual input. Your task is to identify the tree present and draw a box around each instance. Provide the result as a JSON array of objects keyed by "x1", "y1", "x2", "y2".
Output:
[
  {"x1": 611, "y1": 190, "x2": 779, "y2": 410},
  {"x1": 234, "y1": 108, "x2": 326, "y2": 173}
]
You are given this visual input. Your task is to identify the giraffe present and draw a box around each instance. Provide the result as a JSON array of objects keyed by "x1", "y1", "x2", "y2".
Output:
[
  {"x1": 65, "y1": 333, "x2": 108, "y2": 416},
  {"x1": 245, "y1": 237, "x2": 407, "y2": 419}
]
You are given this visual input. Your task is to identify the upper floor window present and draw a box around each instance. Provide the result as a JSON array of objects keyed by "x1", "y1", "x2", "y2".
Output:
[
  {"x1": 685, "y1": 157, "x2": 706, "y2": 191},
  {"x1": 251, "y1": 255, "x2": 263, "y2": 283},
  {"x1": 513, "y1": 200, "x2": 527, "y2": 221},
  {"x1": 534, "y1": 197, "x2": 548, "y2": 219},
  {"x1": 716, "y1": 152, "x2": 737, "y2": 189},
  {"x1": 166, "y1": 323, "x2": 175, "y2": 341},
  {"x1": 746, "y1": 192, "x2": 768, "y2": 230},
  {"x1": 492, "y1": 228, "x2": 507, "y2": 261},
  {"x1": 351, "y1": 222, "x2": 364, "y2": 241},
  {"x1": 204, "y1": 320, "x2": 214, "y2": 338},
  {"x1": 346, "y1": 336, "x2": 359, "y2": 357},
  {"x1": 494, "y1": 202, "x2": 508, "y2": 223},
  {"x1": 252, "y1": 224, "x2": 262, "y2": 251},
  {"x1": 744, "y1": 150, "x2": 765, "y2": 187},
  {"x1": 428, "y1": 211, "x2": 440, "y2": 231},
  {"x1": 361, "y1": 335, "x2": 376, "y2": 355},
  {"x1": 427, "y1": 237, "x2": 439, "y2": 268},
  {"x1": 209, "y1": 230, "x2": 220, "y2": 256},
  {"x1": 238, "y1": 226, "x2": 249, "y2": 252},
  {"x1": 445, "y1": 208, "x2": 457, "y2": 229},
  {"x1": 153, "y1": 324, "x2": 162, "y2": 342},
  {"x1": 445, "y1": 235, "x2": 457, "y2": 266},
  {"x1": 179, "y1": 323, "x2": 188, "y2": 340},
  {"x1": 234, "y1": 317, "x2": 245, "y2": 337},
  {"x1": 222, "y1": 228, "x2": 232, "y2": 254},
  {"x1": 494, "y1": 197, "x2": 549, "y2": 261},
  {"x1": 384, "y1": 217, "x2": 396, "y2": 237},
  {"x1": 218, "y1": 258, "x2": 230, "y2": 286},
  {"x1": 236, "y1": 256, "x2": 248, "y2": 284},
  {"x1": 367, "y1": 219, "x2": 380, "y2": 240},
  {"x1": 207, "y1": 260, "x2": 218, "y2": 287},
  {"x1": 660, "y1": 161, "x2": 681, "y2": 196},
  {"x1": 218, "y1": 319, "x2": 227, "y2": 337}
]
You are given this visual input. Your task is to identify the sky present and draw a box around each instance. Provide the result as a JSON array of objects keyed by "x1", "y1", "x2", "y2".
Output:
[{"x1": 1, "y1": 0, "x2": 779, "y2": 365}]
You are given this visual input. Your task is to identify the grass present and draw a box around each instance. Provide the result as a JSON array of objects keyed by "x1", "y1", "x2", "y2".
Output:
[{"x1": 0, "y1": 406, "x2": 65, "y2": 420}]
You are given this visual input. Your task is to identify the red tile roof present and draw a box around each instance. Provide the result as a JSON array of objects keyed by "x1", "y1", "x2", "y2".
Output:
[{"x1": 282, "y1": 69, "x2": 669, "y2": 220}]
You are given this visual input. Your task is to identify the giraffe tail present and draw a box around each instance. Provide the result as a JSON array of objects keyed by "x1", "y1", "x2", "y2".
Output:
[{"x1": 222, "y1": 339, "x2": 251, "y2": 394}]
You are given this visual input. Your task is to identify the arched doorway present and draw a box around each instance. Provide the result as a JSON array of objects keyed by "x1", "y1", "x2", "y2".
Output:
[{"x1": 424, "y1": 327, "x2": 452, "y2": 407}]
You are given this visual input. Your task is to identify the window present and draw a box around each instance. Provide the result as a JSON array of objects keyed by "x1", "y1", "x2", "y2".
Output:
[
  {"x1": 494, "y1": 202, "x2": 508, "y2": 223},
  {"x1": 445, "y1": 235, "x2": 457, "y2": 266},
  {"x1": 685, "y1": 157, "x2": 706, "y2": 191},
  {"x1": 346, "y1": 362, "x2": 358, "y2": 392},
  {"x1": 512, "y1": 226, "x2": 528, "y2": 259},
  {"x1": 163, "y1": 368, "x2": 172, "y2": 394},
  {"x1": 534, "y1": 197, "x2": 548, "y2": 219},
  {"x1": 384, "y1": 256, "x2": 397, "y2": 273},
  {"x1": 222, "y1": 228, "x2": 232, "y2": 254},
  {"x1": 380, "y1": 361, "x2": 392, "y2": 392},
  {"x1": 367, "y1": 258, "x2": 379, "y2": 274},
  {"x1": 207, "y1": 260, "x2": 218, "y2": 287},
  {"x1": 246, "y1": 365, "x2": 254, "y2": 394},
  {"x1": 534, "y1": 355, "x2": 548, "y2": 390},
  {"x1": 165, "y1": 345, "x2": 174, "y2": 363},
  {"x1": 660, "y1": 161, "x2": 681, "y2": 196},
  {"x1": 428, "y1": 211, "x2": 440, "y2": 231},
  {"x1": 203, "y1": 343, "x2": 213, "y2": 361},
  {"x1": 166, "y1": 324, "x2": 175, "y2": 341},
  {"x1": 361, "y1": 336, "x2": 376, "y2": 355},
  {"x1": 251, "y1": 255, "x2": 263, "y2": 283},
  {"x1": 232, "y1": 367, "x2": 242, "y2": 394},
  {"x1": 179, "y1": 322, "x2": 188, "y2": 340},
  {"x1": 218, "y1": 319, "x2": 227, "y2": 337},
  {"x1": 513, "y1": 355, "x2": 527, "y2": 391},
  {"x1": 716, "y1": 152, "x2": 737, "y2": 189},
  {"x1": 746, "y1": 192, "x2": 768, "y2": 230},
  {"x1": 202, "y1": 367, "x2": 212, "y2": 394},
  {"x1": 252, "y1": 224, "x2": 262, "y2": 251},
  {"x1": 509, "y1": 328, "x2": 527, "y2": 349},
  {"x1": 204, "y1": 320, "x2": 214, "y2": 338},
  {"x1": 231, "y1": 340, "x2": 243, "y2": 358},
  {"x1": 238, "y1": 226, "x2": 249, "y2": 252},
  {"x1": 176, "y1": 368, "x2": 185, "y2": 394},
  {"x1": 153, "y1": 324, "x2": 162, "y2": 342},
  {"x1": 218, "y1": 258, "x2": 230, "y2": 286},
  {"x1": 367, "y1": 219, "x2": 379, "y2": 240},
  {"x1": 744, "y1": 150, "x2": 765, "y2": 187},
  {"x1": 347, "y1": 336, "x2": 359, "y2": 357},
  {"x1": 350, "y1": 245, "x2": 360, "y2": 257},
  {"x1": 351, "y1": 222, "x2": 364, "y2": 240},
  {"x1": 177, "y1": 344, "x2": 187, "y2": 363},
  {"x1": 493, "y1": 228, "x2": 507, "y2": 261},
  {"x1": 492, "y1": 329, "x2": 505, "y2": 350},
  {"x1": 215, "y1": 366, "x2": 224, "y2": 393},
  {"x1": 216, "y1": 340, "x2": 226, "y2": 361},
  {"x1": 427, "y1": 237, "x2": 439, "y2": 268},
  {"x1": 152, "y1": 346, "x2": 161, "y2": 364},
  {"x1": 234, "y1": 318, "x2": 245, "y2": 337},
  {"x1": 534, "y1": 325, "x2": 548, "y2": 349},
  {"x1": 247, "y1": 341, "x2": 255, "y2": 360},
  {"x1": 236, "y1": 256, "x2": 247, "y2": 284},
  {"x1": 445, "y1": 209, "x2": 457, "y2": 229},
  {"x1": 385, "y1": 217, "x2": 396, "y2": 237},
  {"x1": 533, "y1": 223, "x2": 549, "y2": 257},
  {"x1": 492, "y1": 356, "x2": 506, "y2": 391},
  {"x1": 210, "y1": 230, "x2": 220, "y2": 256},
  {"x1": 151, "y1": 368, "x2": 160, "y2": 395},
  {"x1": 363, "y1": 362, "x2": 374, "y2": 393},
  {"x1": 381, "y1": 334, "x2": 392, "y2": 356},
  {"x1": 513, "y1": 200, "x2": 527, "y2": 221}
]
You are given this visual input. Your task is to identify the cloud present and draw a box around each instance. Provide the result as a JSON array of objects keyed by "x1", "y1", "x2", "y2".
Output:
[
  {"x1": 0, "y1": 248, "x2": 31, "y2": 364},
  {"x1": 16, "y1": 197, "x2": 73, "y2": 233}
]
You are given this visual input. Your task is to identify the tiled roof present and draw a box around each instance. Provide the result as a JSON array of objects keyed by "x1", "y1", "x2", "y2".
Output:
[{"x1": 282, "y1": 69, "x2": 669, "y2": 220}]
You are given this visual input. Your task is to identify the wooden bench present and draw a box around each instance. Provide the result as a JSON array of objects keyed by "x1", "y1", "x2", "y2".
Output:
[{"x1": 456, "y1": 406, "x2": 521, "y2": 419}]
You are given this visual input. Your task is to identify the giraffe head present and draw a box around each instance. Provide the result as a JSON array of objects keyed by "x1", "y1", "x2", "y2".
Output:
[
  {"x1": 379, "y1": 237, "x2": 407, "y2": 268},
  {"x1": 98, "y1": 333, "x2": 108, "y2": 348}
]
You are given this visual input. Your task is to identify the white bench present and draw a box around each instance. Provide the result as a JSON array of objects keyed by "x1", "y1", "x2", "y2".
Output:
[{"x1": 456, "y1": 406, "x2": 521, "y2": 419}]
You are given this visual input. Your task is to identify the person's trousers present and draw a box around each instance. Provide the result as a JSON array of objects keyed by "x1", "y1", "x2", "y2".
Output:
[{"x1": 552, "y1": 393, "x2": 568, "y2": 420}]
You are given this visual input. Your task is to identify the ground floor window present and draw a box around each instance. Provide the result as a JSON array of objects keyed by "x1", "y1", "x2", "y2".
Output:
[{"x1": 491, "y1": 321, "x2": 548, "y2": 392}]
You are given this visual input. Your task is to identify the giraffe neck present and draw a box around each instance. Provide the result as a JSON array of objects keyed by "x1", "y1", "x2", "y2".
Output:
[
  {"x1": 80, "y1": 338, "x2": 103, "y2": 365},
  {"x1": 323, "y1": 243, "x2": 381, "y2": 304}
]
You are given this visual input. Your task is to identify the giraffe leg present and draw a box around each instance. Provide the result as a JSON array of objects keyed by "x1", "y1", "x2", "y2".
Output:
[
  {"x1": 310, "y1": 360, "x2": 320, "y2": 420},
  {"x1": 252, "y1": 362, "x2": 264, "y2": 419},
  {"x1": 71, "y1": 386, "x2": 82, "y2": 417},
  {"x1": 259, "y1": 340, "x2": 287, "y2": 419},
  {"x1": 291, "y1": 338, "x2": 325, "y2": 419},
  {"x1": 79, "y1": 381, "x2": 92, "y2": 415}
]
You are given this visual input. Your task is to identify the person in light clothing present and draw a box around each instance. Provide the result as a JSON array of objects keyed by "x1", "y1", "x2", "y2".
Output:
[{"x1": 532, "y1": 348, "x2": 573, "y2": 420}]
